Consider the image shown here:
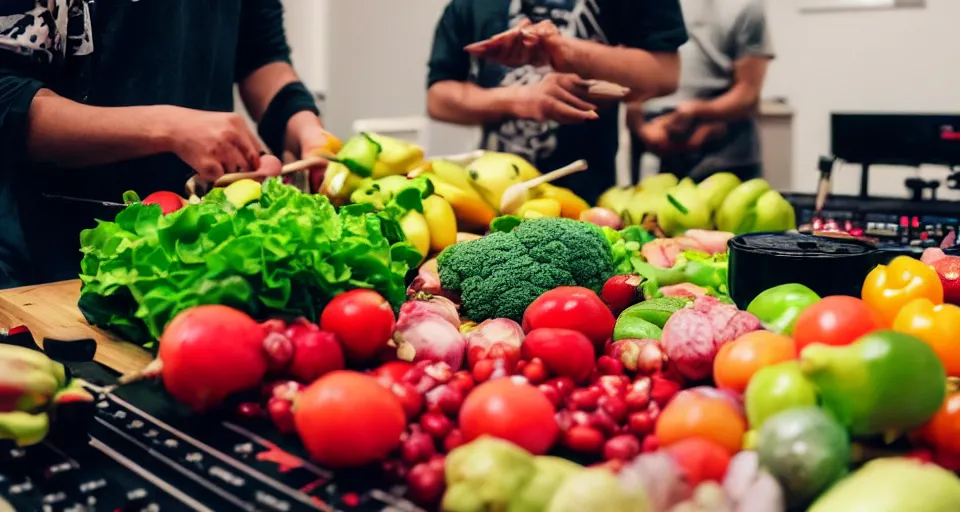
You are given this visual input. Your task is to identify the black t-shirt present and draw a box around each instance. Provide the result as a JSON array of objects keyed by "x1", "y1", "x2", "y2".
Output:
[
  {"x1": 0, "y1": 0, "x2": 292, "y2": 287},
  {"x1": 427, "y1": 0, "x2": 688, "y2": 204}
]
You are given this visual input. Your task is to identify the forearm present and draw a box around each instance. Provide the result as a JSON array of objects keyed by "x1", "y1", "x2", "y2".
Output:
[
  {"x1": 26, "y1": 89, "x2": 171, "y2": 168},
  {"x1": 427, "y1": 81, "x2": 517, "y2": 125},
  {"x1": 689, "y1": 84, "x2": 760, "y2": 122},
  {"x1": 556, "y1": 38, "x2": 679, "y2": 98},
  {"x1": 239, "y1": 62, "x2": 321, "y2": 156}
]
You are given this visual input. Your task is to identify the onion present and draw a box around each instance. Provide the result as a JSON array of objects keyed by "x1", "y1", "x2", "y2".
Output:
[
  {"x1": 579, "y1": 207, "x2": 623, "y2": 230},
  {"x1": 401, "y1": 293, "x2": 461, "y2": 329},
  {"x1": 394, "y1": 309, "x2": 466, "y2": 370},
  {"x1": 463, "y1": 318, "x2": 525, "y2": 352}
]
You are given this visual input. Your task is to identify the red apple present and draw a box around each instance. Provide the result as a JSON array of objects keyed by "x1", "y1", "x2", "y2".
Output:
[{"x1": 142, "y1": 191, "x2": 187, "y2": 215}]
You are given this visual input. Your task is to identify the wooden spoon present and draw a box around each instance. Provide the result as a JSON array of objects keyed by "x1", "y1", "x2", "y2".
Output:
[
  {"x1": 500, "y1": 159, "x2": 589, "y2": 214},
  {"x1": 184, "y1": 155, "x2": 329, "y2": 196},
  {"x1": 586, "y1": 80, "x2": 629, "y2": 100}
]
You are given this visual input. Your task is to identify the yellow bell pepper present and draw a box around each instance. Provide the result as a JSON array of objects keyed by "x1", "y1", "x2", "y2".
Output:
[
  {"x1": 892, "y1": 298, "x2": 960, "y2": 377},
  {"x1": 861, "y1": 256, "x2": 944, "y2": 324}
]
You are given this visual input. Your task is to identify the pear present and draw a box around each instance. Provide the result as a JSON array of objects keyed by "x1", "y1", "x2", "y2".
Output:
[
  {"x1": 638, "y1": 173, "x2": 679, "y2": 194},
  {"x1": 809, "y1": 458, "x2": 960, "y2": 512},
  {"x1": 657, "y1": 181, "x2": 712, "y2": 236},
  {"x1": 697, "y1": 172, "x2": 742, "y2": 213},
  {"x1": 545, "y1": 468, "x2": 648, "y2": 512},
  {"x1": 509, "y1": 456, "x2": 582, "y2": 512},
  {"x1": 443, "y1": 437, "x2": 536, "y2": 512},
  {"x1": 598, "y1": 186, "x2": 638, "y2": 215}
]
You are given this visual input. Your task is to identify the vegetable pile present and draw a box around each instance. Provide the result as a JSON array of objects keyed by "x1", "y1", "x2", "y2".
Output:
[{"x1": 78, "y1": 179, "x2": 420, "y2": 343}]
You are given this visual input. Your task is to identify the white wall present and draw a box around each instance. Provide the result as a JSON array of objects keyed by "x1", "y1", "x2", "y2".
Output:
[{"x1": 281, "y1": 0, "x2": 960, "y2": 198}]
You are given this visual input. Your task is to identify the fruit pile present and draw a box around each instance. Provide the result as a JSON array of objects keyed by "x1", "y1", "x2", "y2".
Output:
[{"x1": 598, "y1": 172, "x2": 796, "y2": 236}]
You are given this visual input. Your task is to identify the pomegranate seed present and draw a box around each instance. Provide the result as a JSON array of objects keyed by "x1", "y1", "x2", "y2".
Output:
[
  {"x1": 443, "y1": 429, "x2": 465, "y2": 453},
  {"x1": 489, "y1": 359, "x2": 512, "y2": 380},
  {"x1": 597, "y1": 355, "x2": 625, "y2": 376},
  {"x1": 266, "y1": 397, "x2": 295, "y2": 435},
  {"x1": 627, "y1": 411, "x2": 655, "y2": 436},
  {"x1": 262, "y1": 332, "x2": 294, "y2": 371},
  {"x1": 522, "y1": 358, "x2": 549, "y2": 384},
  {"x1": 448, "y1": 371, "x2": 476, "y2": 394},
  {"x1": 515, "y1": 360, "x2": 528, "y2": 373},
  {"x1": 260, "y1": 319, "x2": 287, "y2": 333},
  {"x1": 598, "y1": 395, "x2": 628, "y2": 423},
  {"x1": 427, "y1": 454, "x2": 446, "y2": 473},
  {"x1": 646, "y1": 400, "x2": 661, "y2": 421},
  {"x1": 625, "y1": 377, "x2": 652, "y2": 412},
  {"x1": 235, "y1": 402, "x2": 265, "y2": 420},
  {"x1": 425, "y1": 385, "x2": 464, "y2": 417},
  {"x1": 547, "y1": 377, "x2": 577, "y2": 398},
  {"x1": 406, "y1": 463, "x2": 445, "y2": 506},
  {"x1": 538, "y1": 384, "x2": 563, "y2": 408},
  {"x1": 491, "y1": 343, "x2": 522, "y2": 367},
  {"x1": 423, "y1": 362, "x2": 453, "y2": 384},
  {"x1": 563, "y1": 426, "x2": 605, "y2": 454},
  {"x1": 402, "y1": 365, "x2": 427, "y2": 384},
  {"x1": 636, "y1": 341, "x2": 666, "y2": 375},
  {"x1": 568, "y1": 387, "x2": 602, "y2": 412},
  {"x1": 650, "y1": 374, "x2": 682, "y2": 406},
  {"x1": 400, "y1": 431, "x2": 437, "y2": 465},
  {"x1": 603, "y1": 434, "x2": 641, "y2": 462},
  {"x1": 472, "y1": 359, "x2": 495, "y2": 382},
  {"x1": 589, "y1": 411, "x2": 620, "y2": 438},
  {"x1": 594, "y1": 375, "x2": 629, "y2": 397},
  {"x1": 391, "y1": 382, "x2": 424, "y2": 420},
  {"x1": 641, "y1": 434, "x2": 659, "y2": 453},
  {"x1": 570, "y1": 410, "x2": 592, "y2": 427},
  {"x1": 555, "y1": 410, "x2": 576, "y2": 432},
  {"x1": 420, "y1": 412, "x2": 454, "y2": 441}
]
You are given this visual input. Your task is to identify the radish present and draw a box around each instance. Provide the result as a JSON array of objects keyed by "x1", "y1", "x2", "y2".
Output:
[
  {"x1": 283, "y1": 319, "x2": 345, "y2": 383},
  {"x1": 152, "y1": 305, "x2": 271, "y2": 412}
]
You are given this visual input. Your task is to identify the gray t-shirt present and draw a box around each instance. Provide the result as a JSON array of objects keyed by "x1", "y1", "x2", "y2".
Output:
[{"x1": 645, "y1": 0, "x2": 774, "y2": 175}]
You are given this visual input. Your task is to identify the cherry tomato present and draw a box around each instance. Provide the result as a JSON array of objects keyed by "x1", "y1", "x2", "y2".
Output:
[
  {"x1": 656, "y1": 389, "x2": 747, "y2": 455},
  {"x1": 294, "y1": 371, "x2": 405, "y2": 468},
  {"x1": 522, "y1": 287, "x2": 615, "y2": 350},
  {"x1": 916, "y1": 391, "x2": 960, "y2": 457},
  {"x1": 320, "y1": 290, "x2": 396, "y2": 363},
  {"x1": 459, "y1": 378, "x2": 559, "y2": 455},
  {"x1": 713, "y1": 331, "x2": 796, "y2": 394},
  {"x1": 371, "y1": 361, "x2": 414, "y2": 388},
  {"x1": 793, "y1": 296, "x2": 884, "y2": 355}
]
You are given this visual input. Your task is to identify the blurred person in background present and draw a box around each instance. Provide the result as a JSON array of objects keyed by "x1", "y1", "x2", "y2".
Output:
[
  {"x1": 426, "y1": 0, "x2": 688, "y2": 204},
  {"x1": 0, "y1": 0, "x2": 329, "y2": 288},
  {"x1": 629, "y1": 0, "x2": 774, "y2": 183}
]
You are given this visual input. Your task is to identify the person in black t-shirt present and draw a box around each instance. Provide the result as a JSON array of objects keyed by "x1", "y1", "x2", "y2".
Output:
[
  {"x1": 0, "y1": 0, "x2": 329, "y2": 288},
  {"x1": 427, "y1": 0, "x2": 689, "y2": 204}
]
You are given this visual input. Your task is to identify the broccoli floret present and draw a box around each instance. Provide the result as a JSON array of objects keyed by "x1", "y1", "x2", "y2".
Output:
[{"x1": 437, "y1": 217, "x2": 616, "y2": 322}]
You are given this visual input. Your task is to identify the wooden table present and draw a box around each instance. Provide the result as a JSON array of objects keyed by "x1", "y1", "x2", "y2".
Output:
[{"x1": 0, "y1": 280, "x2": 152, "y2": 374}]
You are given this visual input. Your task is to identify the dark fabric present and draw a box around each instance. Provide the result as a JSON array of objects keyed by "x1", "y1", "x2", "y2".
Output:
[
  {"x1": 257, "y1": 81, "x2": 320, "y2": 157},
  {"x1": 0, "y1": 0, "x2": 293, "y2": 288},
  {"x1": 427, "y1": 0, "x2": 688, "y2": 205}
]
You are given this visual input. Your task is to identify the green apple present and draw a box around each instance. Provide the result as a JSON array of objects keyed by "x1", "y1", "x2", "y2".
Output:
[
  {"x1": 716, "y1": 179, "x2": 796, "y2": 234},
  {"x1": 657, "y1": 181, "x2": 712, "y2": 236},
  {"x1": 745, "y1": 361, "x2": 819, "y2": 430},
  {"x1": 697, "y1": 172, "x2": 742, "y2": 212},
  {"x1": 638, "y1": 173, "x2": 679, "y2": 194}
]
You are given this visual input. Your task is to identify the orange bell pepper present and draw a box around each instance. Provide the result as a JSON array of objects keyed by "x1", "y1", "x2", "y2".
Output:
[
  {"x1": 862, "y1": 256, "x2": 944, "y2": 324},
  {"x1": 892, "y1": 298, "x2": 960, "y2": 377}
]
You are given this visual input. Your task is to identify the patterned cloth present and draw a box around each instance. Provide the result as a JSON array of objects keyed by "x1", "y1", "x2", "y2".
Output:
[{"x1": 0, "y1": 0, "x2": 93, "y2": 64}]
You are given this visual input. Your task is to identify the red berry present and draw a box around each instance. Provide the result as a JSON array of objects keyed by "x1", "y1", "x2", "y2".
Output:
[
  {"x1": 546, "y1": 377, "x2": 577, "y2": 398},
  {"x1": 235, "y1": 402, "x2": 265, "y2": 420},
  {"x1": 603, "y1": 434, "x2": 641, "y2": 462},
  {"x1": 400, "y1": 431, "x2": 437, "y2": 465},
  {"x1": 538, "y1": 384, "x2": 563, "y2": 408},
  {"x1": 472, "y1": 359, "x2": 495, "y2": 382},
  {"x1": 422, "y1": 362, "x2": 453, "y2": 384},
  {"x1": 406, "y1": 463, "x2": 445, "y2": 506},
  {"x1": 650, "y1": 374, "x2": 682, "y2": 406},
  {"x1": 567, "y1": 387, "x2": 602, "y2": 412},
  {"x1": 448, "y1": 371, "x2": 476, "y2": 394},
  {"x1": 420, "y1": 412, "x2": 454, "y2": 441},
  {"x1": 266, "y1": 397, "x2": 295, "y2": 435},
  {"x1": 627, "y1": 411, "x2": 655, "y2": 436},
  {"x1": 522, "y1": 358, "x2": 549, "y2": 384},
  {"x1": 563, "y1": 426, "x2": 605, "y2": 454},
  {"x1": 597, "y1": 356, "x2": 625, "y2": 376},
  {"x1": 594, "y1": 375, "x2": 629, "y2": 397},
  {"x1": 601, "y1": 275, "x2": 643, "y2": 314},
  {"x1": 598, "y1": 395, "x2": 628, "y2": 423},
  {"x1": 443, "y1": 429, "x2": 466, "y2": 453},
  {"x1": 424, "y1": 385, "x2": 464, "y2": 417},
  {"x1": 390, "y1": 382, "x2": 424, "y2": 420},
  {"x1": 589, "y1": 411, "x2": 620, "y2": 438},
  {"x1": 625, "y1": 377, "x2": 652, "y2": 412},
  {"x1": 641, "y1": 434, "x2": 659, "y2": 453}
]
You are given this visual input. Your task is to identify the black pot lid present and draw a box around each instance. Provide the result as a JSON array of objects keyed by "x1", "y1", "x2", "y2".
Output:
[{"x1": 728, "y1": 232, "x2": 879, "y2": 259}]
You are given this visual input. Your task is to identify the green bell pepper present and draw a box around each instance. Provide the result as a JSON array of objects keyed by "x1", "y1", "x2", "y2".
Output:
[
  {"x1": 632, "y1": 250, "x2": 728, "y2": 295},
  {"x1": 800, "y1": 330, "x2": 947, "y2": 438},
  {"x1": 746, "y1": 283, "x2": 821, "y2": 335}
]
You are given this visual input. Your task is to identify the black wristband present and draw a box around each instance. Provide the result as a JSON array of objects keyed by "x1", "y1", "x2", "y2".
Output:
[{"x1": 258, "y1": 81, "x2": 320, "y2": 157}]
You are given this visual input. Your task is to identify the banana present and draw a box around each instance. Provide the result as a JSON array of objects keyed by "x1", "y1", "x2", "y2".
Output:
[
  {"x1": 429, "y1": 160, "x2": 482, "y2": 193},
  {"x1": 222, "y1": 179, "x2": 262, "y2": 208},
  {"x1": 422, "y1": 195, "x2": 458, "y2": 252},
  {"x1": 466, "y1": 153, "x2": 530, "y2": 211},
  {"x1": 517, "y1": 198, "x2": 562, "y2": 218},
  {"x1": 367, "y1": 133, "x2": 425, "y2": 179},
  {"x1": 400, "y1": 211, "x2": 431, "y2": 261},
  {"x1": 534, "y1": 184, "x2": 590, "y2": 219},
  {"x1": 417, "y1": 171, "x2": 497, "y2": 231}
]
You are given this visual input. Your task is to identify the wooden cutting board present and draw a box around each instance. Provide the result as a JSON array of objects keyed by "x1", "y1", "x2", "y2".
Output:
[{"x1": 0, "y1": 280, "x2": 152, "y2": 375}]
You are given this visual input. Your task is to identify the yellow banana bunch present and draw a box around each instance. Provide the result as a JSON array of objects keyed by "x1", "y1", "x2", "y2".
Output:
[{"x1": 410, "y1": 162, "x2": 497, "y2": 232}]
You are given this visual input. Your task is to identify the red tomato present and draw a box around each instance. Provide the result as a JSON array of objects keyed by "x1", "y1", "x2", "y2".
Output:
[
  {"x1": 320, "y1": 290, "x2": 396, "y2": 363},
  {"x1": 459, "y1": 378, "x2": 559, "y2": 455},
  {"x1": 142, "y1": 191, "x2": 187, "y2": 215},
  {"x1": 522, "y1": 287, "x2": 615, "y2": 350},
  {"x1": 371, "y1": 361, "x2": 414, "y2": 388},
  {"x1": 793, "y1": 296, "x2": 884, "y2": 354},
  {"x1": 294, "y1": 371, "x2": 405, "y2": 468}
]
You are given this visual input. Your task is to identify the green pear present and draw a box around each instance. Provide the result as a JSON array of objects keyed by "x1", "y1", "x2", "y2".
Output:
[
  {"x1": 443, "y1": 437, "x2": 537, "y2": 512},
  {"x1": 753, "y1": 190, "x2": 797, "y2": 232},
  {"x1": 809, "y1": 458, "x2": 960, "y2": 512},
  {"x1": 623, "y1": 190, "x2": 667, "y2": 226},
  {"x1": 509, "y1": 456, "x2": 583, "y2": 512},
  {"x1": 598, "y1": 186, "x2": 638, "y2": 215},
  {"x1": 716, "y1": 179, "x2": 775, "y2": 234},
  {"x1": 697, "y1": 172, "x2": 742, "y2": 212},
  {"x1": 546, "y1": 468, "x2": 648, "y2": 512},
  {"x1": 745, "y1": 361, "x2": 819, "y2": 430},
  {"x1": 639, "y1": 173, "x2": 679, "y2": 194}
]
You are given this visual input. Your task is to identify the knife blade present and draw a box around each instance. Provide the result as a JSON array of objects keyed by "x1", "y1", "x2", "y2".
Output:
[{"x1": 41, "y1": 193, "x2": 127, "y2": 208}]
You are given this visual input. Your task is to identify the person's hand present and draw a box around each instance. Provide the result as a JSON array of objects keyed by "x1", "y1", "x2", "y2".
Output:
[
  {"x1": 664, "y1": 100, "x2": 706, "y2": 135},
  {"x1": 285, "y1": 111, "x2": 333, "y2": 192},
  {"x1": 157, "y1": 107, "x2": 263, "y2": 182},
  {"x1": 511, "y1": 73, "x2": 598, "y2": 124},
  {"x1": 639, "y1": 117, "x2": 681, "y2": 156},
  {"x1": 464, "y1": 19, "x2": 569, "y2": 70}
]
